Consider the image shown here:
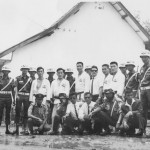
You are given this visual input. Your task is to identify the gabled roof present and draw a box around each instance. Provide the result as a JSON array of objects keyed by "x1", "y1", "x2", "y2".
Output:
[{"x1": 0, "y1": 2, "x2": 149, "y2": 59}]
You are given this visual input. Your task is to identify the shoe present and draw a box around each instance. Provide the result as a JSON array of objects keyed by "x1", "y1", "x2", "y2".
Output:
[
  {"x1": 100, "y1": 130, "x2": 111, "y2": 136},
  {"x1": 47, "y1": 130, "x2": 58, "y2": 135},
  {"x1": 5, "y1": 130, "x2": 13, "y2": 135},
  {"x1": 119, "y1": 129, "x2": 125, "y2": 136},
  {"x1": 20, "y1": 130, "x2": 29, "y2": 135},
  {"x1": 136, "y1": 129, "x2": 144, "y2": 137}
]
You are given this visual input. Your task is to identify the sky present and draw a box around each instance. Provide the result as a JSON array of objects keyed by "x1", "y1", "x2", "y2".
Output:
[{"x1": 0, "y1": 0, "x2": 150, "y2": 77}]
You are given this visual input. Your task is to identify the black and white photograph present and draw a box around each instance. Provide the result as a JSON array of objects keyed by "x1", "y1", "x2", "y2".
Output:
[{"x1": 0, "y1": 0, "x2": 150, "y2": 149}]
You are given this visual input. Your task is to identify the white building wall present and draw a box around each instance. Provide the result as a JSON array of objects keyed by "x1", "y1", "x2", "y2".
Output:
[{"x1": 9, "y1": 2, "x2": 145, "y2": 77}]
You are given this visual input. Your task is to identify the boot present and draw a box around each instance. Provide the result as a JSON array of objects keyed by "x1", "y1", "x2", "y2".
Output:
[
  {"x1": 12, "y1": 124, "x2": 19, "y2": 135},
  {"x1": 136, "y1": 129, "x2": 144, "y2": 137}
]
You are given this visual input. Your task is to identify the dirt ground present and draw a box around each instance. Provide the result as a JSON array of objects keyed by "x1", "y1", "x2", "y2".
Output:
[{"x1": 0, "y1": 125, "x2": 150, "y2": 150}]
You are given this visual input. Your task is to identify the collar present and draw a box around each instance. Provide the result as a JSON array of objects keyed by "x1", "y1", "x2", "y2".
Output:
[{"x1": 125, "y1": 98, "x2": 135, "y2": 106}]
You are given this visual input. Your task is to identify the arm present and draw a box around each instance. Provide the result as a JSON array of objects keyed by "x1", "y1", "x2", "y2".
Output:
[
  {"x1": 46, "y1": 80, "x2": 51, "y2": 101},
  {"x1": 132, "y1": 101, "x2": 143, "y2": 115},
  {"x1": 84, "y1": 74, "x2": 90, "y2": 93},
  {"x1": 117, "y1": 74, "x2": 125, "y2": 96},
  {"x1": 29, "y1": 80, "x2": 35, "y2": 102},
  {"x1": 65, "y1": 80, "x2": 70, "y2": 97}
]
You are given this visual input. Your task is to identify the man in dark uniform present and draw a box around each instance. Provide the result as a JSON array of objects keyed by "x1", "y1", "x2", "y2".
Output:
[
  {"x1": 138, "y1": 50, "x2": 150, "y2": 133},
  {"x1": 119, "y1": 89, "x2": 146, "y2": 137},
  {"x1": 29, "y1": 67, "x2": 36, "y2": 83},
  {"x1": 49, "y1": 93, "x2": 68, "y2": 135},
  {"x1": 13, "y1": 65, "x2": 31, "y2": 135},
  {"x1": 90, "y1": 89, "x2": 123, "y2": 135},
  {"x1": 0, "y1": 66, "x2": 15, "y2": 134},
  {"x1": 47, "y1": 68, "x2": 55, "y2": 85},
  {"x1": 65, "y1": 68, "x2": 75, "y2": 94},
  {"x1": 123, "y1": 61, "x2": 139, "y2": 97},
  {"x1": 28, "y1": 93, "x2": 50, "y2": 135}
]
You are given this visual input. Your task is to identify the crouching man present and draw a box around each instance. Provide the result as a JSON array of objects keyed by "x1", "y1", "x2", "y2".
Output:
[
  {"x1": 28, "y1": 94, "x2": 50, "y2": 135},
  {"x1": 78, "y1": 92, "x2": 96, "y2": 135},
  {"x1": 48, "y1": 93, "x2": 68, "y2": 135},
  {"x1": 90, "y1": 89, "x2": 124, "y2": 135},
  {"x1": 62, "y1": 92, "x2": 83, "y2": 135},
  {"x1": 119, "y1": 89, "x2": 146, "y2": 137}
]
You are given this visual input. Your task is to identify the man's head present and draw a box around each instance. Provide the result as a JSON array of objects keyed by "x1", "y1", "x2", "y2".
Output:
[
  {"x1": 125, "y1": 61, "x2": 135, "y2": 72},
  {"x1": 69, "y1": 92, "x2": 77, "y2": 104},
  {"x1": 104, "y1": 89, "x2": 115, "y2": 100},
  {"x1": 102, "y1": 64, "x2": 109, "y2": 76},
  {"x1": 119, "y1": 64, "x2": 127, "y2": 75},
  {"x1": 2, "y1": 66, "x2": 11, "y2": 76},
  {"x1": 29, "y1": 68, "x2": 36, "y2": 77},
  {"x1": 140, "y1": 50, "x2": 150, "y2": 65},
  {"x1": 91, "y1": 65, "x2": 98, "y2": 78},
  {"x1": 125, "y1": 89, "x2": 133, "y2": 104},
  {"x1": 76, "y1": 62, "x2": 84, "y2": 73},
  {"x1": 110, "y1": 61, "x2": 118, "y2": 75},
  {"x1": 84, "y1": 92, "x2": 92, "y2": 105},
  {"x1": 37, "y1": 67, "x2": 44, "y2": 78},
  {"x1": 20, "y1": 65, "x2": 29, "y2": 75},
  {"x1": 34, "y1": 94, "x2": 45, "y2": 106},
  {"x1": 59, "y1": 93, "x2": 68, "y2": 105},
  {"x1": 65, "y1": 68, "x2": 73, "y2": 77},
  {"x1": 47, "y1": 68, "x2": 55, "y2": 77},
  {"x1": 85, "y1": 66, "x2": 91, "y2": 77},
  {"x1": 57, "y1": 68, "x2": 65, "y2": 79}
]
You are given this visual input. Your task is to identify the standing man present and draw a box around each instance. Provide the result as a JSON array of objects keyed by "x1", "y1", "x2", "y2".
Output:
[
  {"x1": 99, "y1": 64, "x2": 112, "y2": 99},
  {"x1": 47, "y1": 68, "x2": 55, "y2": 85},
  {"x1": 119, "y1": 63, "x2": 127, "y2": 78},
  {"x1": 14, "y1": 65, "x2": 32, "y2": 135},
  {"x1": 0, "y1": 66, "x2": 15, "y2": 134},
  {"x1": 29, "y1": 67, "x2": 36, "y2": 84},
  {"x1": 75, "y1": 62, "x2": 90, "y2": 101},
  {"x1": 139, "y1": 50, "x2": 150, "y2": 131},
  {"x1": 89, "y1": 66, "x2": 101, "y2": 102},
  {"x1": 110, "y1": 61, "x2": 125, "y2": 97},
  {"x1": 65, "y1": 68, "x2": 75, "y2": 94},
  {"x1": 85, "y1": 66, "x2": 92, "y2": 79},
  {"x1": 48, "y1": 68, "x2": 70, "y2": 134},
  {"x1": 124, "y1": 61, "x2": 139, "y2": 97}
]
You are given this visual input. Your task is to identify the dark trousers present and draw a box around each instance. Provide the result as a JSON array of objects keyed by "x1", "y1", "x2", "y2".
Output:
[
  {"x1": 53, "y1": 115, "x2": 62, "y2": 132},
  {"x1": 15, "y1": 97, "x2": 29, "y2": 126},
  {"x1": 140, "y1": 89, "x2": 150, "y2": 126},
  {"x1": 62, "y1": 116, "x2": 80, "y2": 134},
  {"x1": 0, "y1": 99, "x2": 12, "y2": 125},
  {"x1": 27, "y1": 118, "x2": 50, "y2": 133}
]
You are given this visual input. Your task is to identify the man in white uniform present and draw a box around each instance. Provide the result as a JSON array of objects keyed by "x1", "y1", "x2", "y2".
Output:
[
  {"x1": 75, "y1": 62, "x2": 90, "y2": 101},
  {"x1": 110, "y1": 61, "x2": 125, "y2": 96}
]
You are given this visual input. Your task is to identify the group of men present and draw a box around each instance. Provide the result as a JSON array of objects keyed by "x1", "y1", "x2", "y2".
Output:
[{"x1": 0, "y1": 50, "x2": 150, "y2": 137}]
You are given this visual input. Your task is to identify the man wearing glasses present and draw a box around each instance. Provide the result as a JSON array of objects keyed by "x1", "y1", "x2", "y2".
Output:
[{"x1": 90, "y1": 66, "x2": 102, "y2": 102}]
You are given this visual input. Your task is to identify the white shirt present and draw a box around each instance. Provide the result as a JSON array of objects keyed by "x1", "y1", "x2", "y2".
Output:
[
  {"x1": 89, "y1": 76, "x2": 102, "y2": 95},
  {"x1": 111, "y1": 71, "x2": 125, "y2": 96},
  {"x1": 66, "y1": 102, "x2": 83, "y2": 120},
  {"x1": 50, "y1": 78, "x2": 70, "y2": 104},
  {"x1": 29, "y1": 78, "x2": 51, "y2": 104},
  {"x1": 75, "y1": 71, "x2": 90, "y2": 93},
  {"x1": 79, "y1": 101, "x2": 96, "y2": 120},
  {"x1": 103, "y1": 74, "x2": 113, "y2": 91}
]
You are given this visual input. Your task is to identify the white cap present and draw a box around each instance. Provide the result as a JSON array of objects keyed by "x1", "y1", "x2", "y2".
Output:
[
  {"x1": 65, "y1": 68, "x2": 73, "y2": 73},
  {"x1": 47, "y1": 68, "x2": 55, "y2": 73},
  {"x1": 29, "y1": 67, "x2": 36, "y2": 72},
  {"x1": 85, "y1": 66, "x2": 91, "y2": 70},
  {"x1": 20, "y1": 65, "x2": 29, "y2": 70},
  {"x1": 140, "y1": 50, "x2": 150, "y2": 57},
  {"x1": 2, "y1": 66, "x2": 11, "y2": 72},
  {"x1": 119, "y1": 63, "x2": 126, "y2": 68},
  {"x1": 126, "y1": 61, "x2": 135, "y2": 66}
]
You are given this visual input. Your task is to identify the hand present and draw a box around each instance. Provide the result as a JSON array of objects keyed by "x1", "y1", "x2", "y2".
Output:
[
  {"x1": 126, "y1": 111, "x2": 133, "y2": 117},
  {"x1": 116, "y1": 123, "x2": 120, "y2": 129},
  {"x1": 38, "y1": 125, "x2": 43, "y2": 131},
  {"x1": 36, "y1": 118, "x2": 43, "y2": 123},
  {"x1": 16, "y1": 95, "x2": 20, "y2": 100},
  {"x1": 46, "y1": 100, "x2": 50, "y2": 107},
  {"x1": 123, "y1": 122, "x2": 129, "y2": 129},
  {"x1": 88, "y1": 112, "x2": 93, "y2": 118}
]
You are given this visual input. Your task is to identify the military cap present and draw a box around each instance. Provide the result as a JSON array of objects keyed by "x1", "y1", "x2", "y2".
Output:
[
  {"x1": 20, "y1": 65, "x2": 30, "y2": 70},
  {"x1": 65, "y1": 68, "x2": 73, "y2": 73},
  {"x1": 125, "y1": 61, "x2": 135, "y2": 66},
  {"x1": 47, "y1": 68, "x2": 55, "y2": 73},
  {"x1": 2, "y1": 66, "x2": 11, "y2": 72},
  {"x1": 85, "y1": 66, "x2": 91, "y2": 70},
  {"x1": 29, "y1": 67, "x2": 37, "y2": 72},
  {"x1": 104, "y1": 89, "x2": 115, "y2": 94},
  {"x1": 34, "y1": 93, "x2": 46, "y2": 99},
  {"x1": 119, "y1": 63, "x2": 126, "y2": 68},
  {"x1": 140, "y1": 50, "x2": 150, "y2": 57}
]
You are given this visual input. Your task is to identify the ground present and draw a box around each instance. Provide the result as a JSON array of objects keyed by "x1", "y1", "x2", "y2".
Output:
[{"x1": 0, "y1": 124, "x2": 150, "y2": 150}]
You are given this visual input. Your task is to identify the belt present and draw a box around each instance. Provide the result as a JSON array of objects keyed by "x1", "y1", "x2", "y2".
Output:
[
  {"x1": 0, "y1": 91, "x2": 12, "y2": 94},
  {"x1": 18, "y1": 92, "x2": 29, "y2": 96},
  {"x1": 140, "y1": 86, "x2": 150, "y2": 90}
]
